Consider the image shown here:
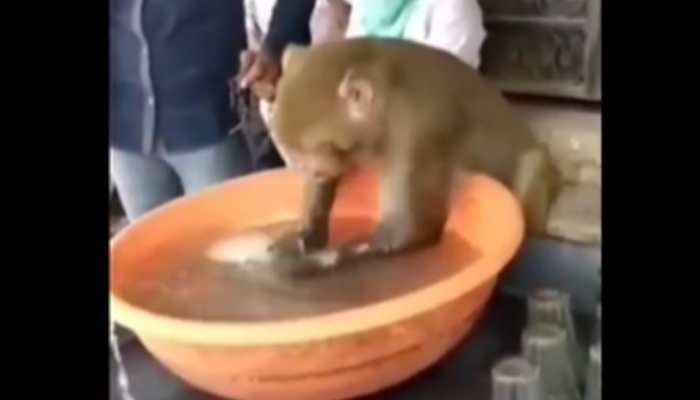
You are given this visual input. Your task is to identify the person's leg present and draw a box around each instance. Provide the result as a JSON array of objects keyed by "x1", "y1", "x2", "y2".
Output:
[
  {"x1": 237, "y1": 97, "x2": 285, "y2": 170},
  {"x1": 167, "y1": 134, "x2": 253, "y2": 195},
  {"x1": 110, "y1": 148, "x2": 184, "y2": 221},
  {"x1": 255, "y1": 141, "x2": 286, "y2": 169}
]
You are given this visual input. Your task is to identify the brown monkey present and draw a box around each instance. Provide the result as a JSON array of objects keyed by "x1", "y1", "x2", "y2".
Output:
[{"x1": 268, "y1": 38, "x2": 556, "y2": 269}]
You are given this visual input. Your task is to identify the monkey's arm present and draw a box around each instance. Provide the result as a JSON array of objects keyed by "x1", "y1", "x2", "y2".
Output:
[
  {"x1": 299, "y1": 175, "x2": 340, "y2": 250},
  {"x1": 268, "y1": 175, "x2": 340, "y2": 257},
  {"x1": 510, "y1": 146, "x2": 557, "y2": 235},
  {"x1": 370, "y1": 162, "x2": 450, "y2": 254}
]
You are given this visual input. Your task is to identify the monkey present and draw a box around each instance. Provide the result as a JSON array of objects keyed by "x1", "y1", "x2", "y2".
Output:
[{"x1": 265, "y1": 38, "x2": 557, "y2": 272}]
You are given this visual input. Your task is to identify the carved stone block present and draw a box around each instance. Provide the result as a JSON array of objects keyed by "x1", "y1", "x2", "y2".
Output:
[
  {"x1": 547, "y1": 184, "x2": 601, "y2": 244},
  {"x1": 480, "y1": 0, "x2": 588, "y2": 19},
  {"x1": 478, "y1": 0, "x2": 600, "y2": 100},
  {"x1": 513, "y1": 100, "x2": 601, "y2": 166},
  {"x1": 577, "y1": 163, "x2": 601, "y2": 185},
  {"x1": 560, "y1": 162, "x2": 601, "y2": 185},
  {"x1": 482, "y1": 23, "x2": 586, "y2": 85}
]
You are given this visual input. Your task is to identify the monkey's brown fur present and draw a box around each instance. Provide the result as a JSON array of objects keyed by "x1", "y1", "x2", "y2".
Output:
[{"x1": 269, "y1": 38, "x2": 556, "y2": 263}]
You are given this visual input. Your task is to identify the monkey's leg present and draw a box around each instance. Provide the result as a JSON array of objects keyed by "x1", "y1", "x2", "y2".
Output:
[
  {"x1": 360, "y1": 150, "x2": 452, "y2": 256},
  {"x1": 510, "y1": 147, "x2": 557, "y2": 235}
]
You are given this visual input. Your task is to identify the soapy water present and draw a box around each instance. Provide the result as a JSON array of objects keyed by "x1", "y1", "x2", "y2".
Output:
[
  {"x1": 113, "y1": 218, "x2": 481, "y2": 322},
  {"x1": 109, "y1": 219, "x2": 480, "y2": 399},
  {"x1": 110, "y1": 321, "x2": 135, "y2": 400}
]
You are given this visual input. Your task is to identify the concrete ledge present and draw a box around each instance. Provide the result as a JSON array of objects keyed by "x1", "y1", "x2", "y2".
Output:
[
  {"x1": 560, "y1": 162, "x2": 601, "y2": 186},
  {"x1": 513, "y1": 100, "x2": 601, "y2": 170},
  {"x1": 509, "y1": 99, "x2": 602, "y2": 245},
  {"x1": 547, "y1": 184, "x2": 601, "y2": 244}
]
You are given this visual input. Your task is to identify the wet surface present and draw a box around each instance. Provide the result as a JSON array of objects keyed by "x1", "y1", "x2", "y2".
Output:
[
  {"x1": 114, "y1": 219, "x2": 480, "y2": 322},
  {"x1": 109, "y1": 292, "x2": 594, "y2": 400}
]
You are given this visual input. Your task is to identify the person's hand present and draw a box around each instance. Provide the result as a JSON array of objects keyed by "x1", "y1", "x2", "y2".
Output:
[
  {"x1": 237, "y1": 50, "x2": 281, "y2": 101},
  {"x1": 310, "y1": 0, "x2": 351, "y2": 44}
]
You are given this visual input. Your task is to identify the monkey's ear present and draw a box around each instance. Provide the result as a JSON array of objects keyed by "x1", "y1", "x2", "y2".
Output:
[
  {"x1": 282, "y1": 44, "x2": 309, "y2": 71},
  {"x1": 338, "y1": 68, "x2": 374, "y2": 117}
]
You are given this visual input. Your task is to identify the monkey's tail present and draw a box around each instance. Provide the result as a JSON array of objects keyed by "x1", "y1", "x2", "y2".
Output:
[{"x1": 511, "y1": 146, "x2": 559, "y2": 236}]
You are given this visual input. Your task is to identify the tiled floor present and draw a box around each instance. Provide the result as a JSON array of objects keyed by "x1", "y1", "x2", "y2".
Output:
[{"x1": 109, "y1": 293, "x2": 594, "y2": 400}]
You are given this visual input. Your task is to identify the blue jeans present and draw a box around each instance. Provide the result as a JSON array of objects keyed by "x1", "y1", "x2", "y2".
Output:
[{"x1": 110, "y1": 135, "x2": 252, "y2": 221}]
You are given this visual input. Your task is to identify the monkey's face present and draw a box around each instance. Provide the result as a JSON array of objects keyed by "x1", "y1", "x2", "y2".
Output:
[
  {"x1": 273, "y1": 42, "x2": 386, "y2": 179},
  {"x1": 287, "y1": 142, "x2": 351, "y2": 180}
]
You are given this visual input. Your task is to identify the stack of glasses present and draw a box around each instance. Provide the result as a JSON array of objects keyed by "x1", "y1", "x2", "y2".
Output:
[{"x1": 491, "y1": 289, "x2": 602, "y2": 400}]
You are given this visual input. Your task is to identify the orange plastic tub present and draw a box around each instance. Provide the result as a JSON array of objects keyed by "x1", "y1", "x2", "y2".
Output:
[{"x1": 110, "y1": 168, "x2": 524, "y2": 400}]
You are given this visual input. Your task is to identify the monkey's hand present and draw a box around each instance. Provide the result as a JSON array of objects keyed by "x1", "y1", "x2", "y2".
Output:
[
  {"x1": 236, "y1": 247, "x2": 340, "y2": 283},
  {"x1": 265, "y1": 233, "x2": 341, "y2": 278},
  {"x1": 267, "y1": 227, "x2": 327, "y2": 256},
  {"x1": 370, "y1": 219, "x2": 420, "y2": 254},
  {"x1": 283, "y1": 248, "x2": 341, "y2": 277},
  {"x1": 314, "y1": 219, "x2": 433, "y2": 265},
  {"x1": 267, "y1": 230, "x2": 306, "y2": 258},
  {"x1": 269, "y1": 220, "x2": 328, "y2": 254}
]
